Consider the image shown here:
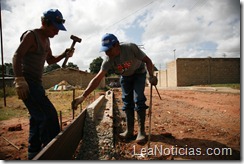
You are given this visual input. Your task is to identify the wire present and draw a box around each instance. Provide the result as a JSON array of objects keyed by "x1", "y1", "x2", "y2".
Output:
[
  {"x1": 85, "y1": 1, "x2": 156, "y2": 41},
  {"x1": 104, "y1": 1, "x2": 155, "y2": 30}
]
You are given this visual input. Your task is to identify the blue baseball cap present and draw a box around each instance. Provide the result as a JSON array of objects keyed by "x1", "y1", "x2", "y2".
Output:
[
  {"x1": 43, "y1": 9, "x2": 66, "y2": 31},
  {"x1": 100, "y1": 33, "x2": 119, "y2": 52}
]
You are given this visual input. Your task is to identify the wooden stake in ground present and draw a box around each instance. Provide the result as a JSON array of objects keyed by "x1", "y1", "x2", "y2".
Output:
[
  {"x1": 59, "y1": 111, "x2": 62, "y2": 131},
  {"x1": 72, "y1": 89, "x2": 75, "y2": 119}
]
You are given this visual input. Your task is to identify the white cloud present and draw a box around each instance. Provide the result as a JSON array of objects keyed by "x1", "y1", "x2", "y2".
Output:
[{"x1": 1, "y1": 0, "x2": 241, "y2": 71}]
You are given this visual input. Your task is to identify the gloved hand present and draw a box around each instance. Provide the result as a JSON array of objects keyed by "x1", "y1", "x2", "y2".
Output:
[
  {"x1": 149, "y1": 75, "x2": 158, "y2": 86},
  {"x1": 72, "y1": 95, "x2": 85, "y2": 110},
  {"x1": 14, "y1": 77, "x2": 29, "y2": 100},
  {"x1": 65, "y1": 48, "x2": 75, "y2": 58}
]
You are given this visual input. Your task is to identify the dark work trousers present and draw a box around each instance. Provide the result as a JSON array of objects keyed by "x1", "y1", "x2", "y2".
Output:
[
  {"x1": 23, "y1": 80, "x2": 60, "y2": 154},
  {"x1": 120, "y1": 72, "x2": 148, "y2": 111}
]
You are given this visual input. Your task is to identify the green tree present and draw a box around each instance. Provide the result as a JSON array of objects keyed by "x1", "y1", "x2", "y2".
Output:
[
  {"x1": 89, "y1": 56, "x2": 103, "y2": 74},
  {"x1": 67, "y1": 62, "x2": 79, "y2": 70},
  {"x1": 44, "y1": 63, "x2": 60, "y2": 73}
]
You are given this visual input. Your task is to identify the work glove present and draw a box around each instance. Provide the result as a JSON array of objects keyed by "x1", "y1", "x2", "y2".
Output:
[
  {"x1": 72, "y1": 95, "x2": 85, "y2": 110},
  {"x1": 65, "y1": 48, "x2": 75, "y2": 58},
  {"x1": 14, "y1": 77, "x2": 29, "y2": 100},
  {"x1": 149, "y1": 75, "x2": 158, "y2": 86}
]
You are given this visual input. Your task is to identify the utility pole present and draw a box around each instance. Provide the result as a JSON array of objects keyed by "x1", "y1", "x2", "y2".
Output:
[{"x1": 0, "y1": 2, "x2": 7, "y2": 107}]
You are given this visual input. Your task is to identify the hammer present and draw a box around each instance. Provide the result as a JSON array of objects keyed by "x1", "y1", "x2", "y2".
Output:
[{"x1": 62, "y1": 35, "x2": 82, "y2": 68}]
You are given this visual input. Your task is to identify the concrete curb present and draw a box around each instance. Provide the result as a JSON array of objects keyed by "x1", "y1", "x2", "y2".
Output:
[{"x1": 77, "y1": 90, "x2": 115, "y2": 160}]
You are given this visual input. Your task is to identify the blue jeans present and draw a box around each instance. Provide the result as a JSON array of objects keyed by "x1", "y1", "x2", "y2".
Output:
[
  {"x1": 120, "y1": 72, "x2": 148, "y2": 111},
  {"x1": 23, "y1": 80, "x2": 60, "y2": 155}
]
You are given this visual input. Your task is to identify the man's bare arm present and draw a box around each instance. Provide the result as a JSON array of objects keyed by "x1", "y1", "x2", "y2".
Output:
[{"x1": 82, "y1": 69, "x2": 107, "y2": 98}]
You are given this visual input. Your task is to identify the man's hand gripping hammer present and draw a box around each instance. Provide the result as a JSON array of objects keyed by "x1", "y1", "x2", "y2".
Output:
[{"x1": 62, "y1": 35, "x2": 82, "y2": 68}]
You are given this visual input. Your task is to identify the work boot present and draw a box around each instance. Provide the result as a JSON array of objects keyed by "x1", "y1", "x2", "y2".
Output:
[
  {"x1": 119, "y1": 109, "x2": 134, "y2": 139},
  {"x1": 136, "y1": 109, "x2": 146, "y2": 143}
]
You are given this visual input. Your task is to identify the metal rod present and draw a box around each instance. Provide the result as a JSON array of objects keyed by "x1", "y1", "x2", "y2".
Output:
[
  {"x1": 154, "y1": 85, "x2": 162, "y2": 100},
  {"x1": 72, "y1": 88, "x2": 75, "y2": 100},
  {"x1": 72, "y1": 89, "x2": 75, "y2": 119},
  {"x1": 147, "y1": 84, "x2": 153, "y2": 154},
  {"x1": 154, "y1": 73, "x2": 162, "y2": 100},
  {"x1": 59, "y1": 111, "x2": 62, "y2": 131}
]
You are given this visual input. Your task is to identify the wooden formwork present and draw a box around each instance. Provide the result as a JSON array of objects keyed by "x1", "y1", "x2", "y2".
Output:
[{"x1": 32, "y1": 94, "x2": 107, "y2": 160}]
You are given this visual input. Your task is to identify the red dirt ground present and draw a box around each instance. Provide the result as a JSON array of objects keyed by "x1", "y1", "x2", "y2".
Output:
[
  {"x1": 0, "y1": 87, "x2": 240, "y2": 160},
  {"x1": 113, "y1": 87, "x2": 240, "y2": 160}
]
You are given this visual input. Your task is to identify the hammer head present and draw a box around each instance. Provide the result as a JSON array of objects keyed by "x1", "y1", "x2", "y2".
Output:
[
  {"x1": 70, "y1": 35, "x2": 82, "y2": 43},
  {"x1": 62, "y1": 35, "x2": 82, "y2": 68}
]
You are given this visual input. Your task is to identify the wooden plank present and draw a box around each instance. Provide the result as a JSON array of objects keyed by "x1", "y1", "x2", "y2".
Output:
[
  {"x1": 33, "y1": 109, "x2": 86, "y2": 160},
  {"x1": 33, "y1": 95, "x2": 106, "y2": 160}
]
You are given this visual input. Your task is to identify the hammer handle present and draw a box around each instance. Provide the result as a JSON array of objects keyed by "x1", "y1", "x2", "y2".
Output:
[
  {"x1": 62, "y1": 41, "x2": 76, "y2": 68},
  {"x1": 62, "y1": 56, "x2": 69, "y2": 68}
]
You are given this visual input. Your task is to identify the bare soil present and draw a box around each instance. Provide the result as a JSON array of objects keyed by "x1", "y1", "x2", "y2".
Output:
[
  {"x1": 113, "y1": 87, "x2": 240, "y2": 160},
  {"x1": 0, "y1": 87, "x2": 240, "y2": 160}
]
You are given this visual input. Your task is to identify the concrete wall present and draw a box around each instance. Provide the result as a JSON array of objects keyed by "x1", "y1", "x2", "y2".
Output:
[
  {"x1": 176, "y1": 58, "x2": 210, "y2": 86},
  {"x1": 42, "y1": 68, "x2": 105, "y2": 89},
  {"x1": 176, "y1": 58, "x2": 240, "y2": 86},
  {"x1": 166, "y1": 61, "x2": 177, "y2": 87},
  {"x1": 210, "y1": 58, "x2": 240, "y2": 84},
  {"x1": 154, "y1": 70, "x2": 167, "y2": 87},
  {"x1": 156, "y1": 58, "x2": 240, "y2": 87}
]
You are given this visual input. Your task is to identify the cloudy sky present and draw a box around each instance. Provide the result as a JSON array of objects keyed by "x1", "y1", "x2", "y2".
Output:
[{"x1": 0, "y1": 0, "x2": 241, "y2": 71}]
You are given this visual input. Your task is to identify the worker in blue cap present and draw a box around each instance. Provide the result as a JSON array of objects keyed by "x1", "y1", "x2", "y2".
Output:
[
  {"x1": 72, "y1": 33, "x2": 158, "y2": 144},
  {"x1": 12, "y1": 9, "x2": 74, "y2": 160}
]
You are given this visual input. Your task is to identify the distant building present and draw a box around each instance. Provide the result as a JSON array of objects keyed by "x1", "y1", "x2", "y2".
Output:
[
  {"x1": 42, "y1": 68, "x2": 105, "y2": 89},
  {"x1": 155, "y1": 58, "x2": 240, "y2": 87},
  {"x1": 0, "y1": 68, "x2": 105, "y2": 89}
]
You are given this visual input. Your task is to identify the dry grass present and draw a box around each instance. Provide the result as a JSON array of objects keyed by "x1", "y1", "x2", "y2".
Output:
[{"x1": 0, "y1": 89, "x2": 105, "y2": 121}]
